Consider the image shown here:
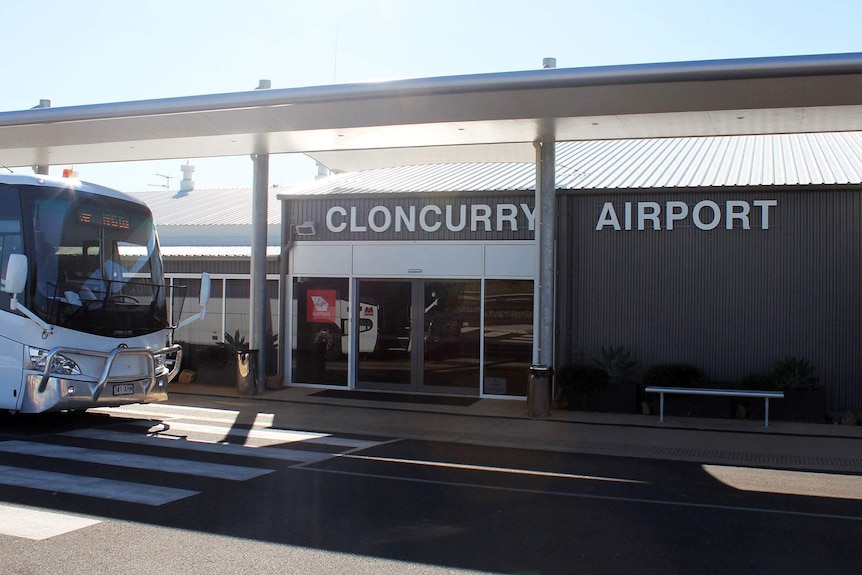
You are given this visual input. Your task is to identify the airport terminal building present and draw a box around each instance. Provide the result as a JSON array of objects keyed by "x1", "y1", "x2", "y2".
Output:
[
  {"x1": 137, "y1": 133, "x2": 862, "y2": 412},
  {"x1": 275, "y1": 133, "x2": 862, "y2": 412}
]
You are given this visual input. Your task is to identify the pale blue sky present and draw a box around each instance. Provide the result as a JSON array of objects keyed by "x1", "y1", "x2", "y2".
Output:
[{"x1": 3, "y1": 0, "x2": 861, "y2": 190}]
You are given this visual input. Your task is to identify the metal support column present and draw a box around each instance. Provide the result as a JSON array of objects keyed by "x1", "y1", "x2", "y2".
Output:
[
  {"x1": 250, "y1": 153, "x2": 269, "y2": 392},
  {"x1": 535, "y1": 140, "x2": 556, "y2": 369},
  {"x1": 277, "y1": 199, "x2": 291, "y2": 381},
  {"x1": 32, "y1": 99, "x2": 51, "y2": 175}
]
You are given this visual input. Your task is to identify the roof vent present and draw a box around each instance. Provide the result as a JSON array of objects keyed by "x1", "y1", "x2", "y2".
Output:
[{"x1": 179, "y1": 163, "x2": 195, "y2": 193}]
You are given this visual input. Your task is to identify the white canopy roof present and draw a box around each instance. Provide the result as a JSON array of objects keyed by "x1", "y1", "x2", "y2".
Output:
[{"x1": 4, "y1": 53, "x2": 862, "y2": 172}]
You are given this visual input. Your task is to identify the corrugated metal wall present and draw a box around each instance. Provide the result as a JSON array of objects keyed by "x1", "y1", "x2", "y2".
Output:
[
  {"x1": 164, "y1": 258, "x2": 279, "y2": 275},
  {"x1": 557, "y1": 189, "x2": 862, "y2": 411}
]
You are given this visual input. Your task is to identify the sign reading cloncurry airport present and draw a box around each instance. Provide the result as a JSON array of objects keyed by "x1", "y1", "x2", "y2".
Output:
[
  {"x1": 292, "y1": 196, "x2": 536, "y2": 241},
  {"x1": 596, "y1": 199, "x2": 778, "y2": 231}
]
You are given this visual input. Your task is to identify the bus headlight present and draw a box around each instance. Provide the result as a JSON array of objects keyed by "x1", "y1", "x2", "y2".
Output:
[
  {"x1": 27, "y1": 347, "x2": 82, "y2": 376},
  {"x1": 154, "y1": 352, "x2": 167, "y2": 372}
]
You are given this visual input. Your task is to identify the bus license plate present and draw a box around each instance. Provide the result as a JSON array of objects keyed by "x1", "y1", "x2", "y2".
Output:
[{"x1": 113, "y1": 383, "x2": 135, "y2": 396}]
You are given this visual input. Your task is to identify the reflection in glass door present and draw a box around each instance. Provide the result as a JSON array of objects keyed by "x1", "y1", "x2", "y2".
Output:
[
  {"x1": 356, "y1": 279, "x2": 481, "y2": 394},
  {"x1": 357, "y1": 280, "x2": 413, "y2": 387},
  {"x1": 422, "y1": 280, "x2": 481, "y2": 393}
]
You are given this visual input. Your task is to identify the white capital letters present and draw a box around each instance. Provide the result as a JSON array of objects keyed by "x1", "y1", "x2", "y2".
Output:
[
  {"x1": 638, "y1": 202, "x2": 661, "y2": 230},
  {"x1": 497, "y1": 204, "x2": 518, "y2": 231},
  {"x1": 471, "y1": 205, "x2": 492, "y2": 231},
  {"x1": 752, "y1": 199, "x2": 778, "y2": 229},
  {"x1": 666, "y1": 201, "x2": 688, "y2": 230},
  {"x1": 395, "y1": 206, "x2": 416, "y2": 232},
  {"x1": 326, "y1": 206, "x2": 347, "y2": 232},
  {"x1": 726, "y1": 200, "x2": 751, "y2": 230},
  {"x1": 349, "y1": 207, "x2": 367, "y2": 232},
  {"x1": 693, "y1": 200, "x2": 721, "y2": 230},
  {"x1": 445, "y1": 205, "x2": 467, "y2": 232},
  {"x1": 368, "y1": 206, "x2": 392, "y2": 233},
  {"x1": 521, "y1": 203, "x2": 536, "y2": 231},
  {"x1": 596, "y1": 202, "x2": 621, "y2": 231},
  {"x1": 420, "y1": 205, "x2": 442, "y2": 232}
]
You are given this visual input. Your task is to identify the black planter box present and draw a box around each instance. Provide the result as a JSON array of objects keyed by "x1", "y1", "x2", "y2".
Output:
[
  {"x1": 646, "y1": 393, "x2": 734, "y2": 419},
  {"x1": 568, "y1": 382, "x2": 638, "y2": 413},
  {"x1": 748, "y1": 389, "x2": 827, "y2": 423}
]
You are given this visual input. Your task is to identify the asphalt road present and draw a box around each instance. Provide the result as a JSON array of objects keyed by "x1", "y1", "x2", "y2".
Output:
[{"x1": 0, "y1": 408, "x2": 860, "y2": 575}]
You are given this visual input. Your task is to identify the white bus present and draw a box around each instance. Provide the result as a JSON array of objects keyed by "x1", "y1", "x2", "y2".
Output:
[{"x1": 0, "y1": 172, "x2": 209, "y2": 413}]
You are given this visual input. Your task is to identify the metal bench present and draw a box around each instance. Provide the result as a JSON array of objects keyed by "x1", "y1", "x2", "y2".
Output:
[{"x1": 644, "y1": 386, "x2": 785, "y2": 427}]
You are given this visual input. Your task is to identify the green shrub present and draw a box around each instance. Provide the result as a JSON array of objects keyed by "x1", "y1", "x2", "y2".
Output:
[
  {"x1": 216, "y1": 330, "x2": 249, "y2": 354},
  {"x1": 644, "y1": 364, "x2": 707, "y2": 388},
  {"x1": 593, "y1": 345, "x2": 637, "y2": 383},
  {"x1": 772, "y1": 356, "x2": 821, "y2": 391}
]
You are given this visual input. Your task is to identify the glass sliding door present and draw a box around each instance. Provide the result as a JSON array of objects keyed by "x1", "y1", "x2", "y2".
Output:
[
  {"x1": 422, "y1": 280, "x2": 481, "y2": 393},
  {"x1": 291, "y1": 277, "x2": 350, "y2": 386},
  {"x1": 356, "y1": 280, "x2": 413, "y2": 388},
  {"x1": 356, "y1": 279, "x2": 481, "y2": 394}
]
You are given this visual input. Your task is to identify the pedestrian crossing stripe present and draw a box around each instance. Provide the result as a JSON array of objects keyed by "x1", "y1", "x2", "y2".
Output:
[
  {"x1": 63, "y1": 428, "x2": 346, "y2": 464},
  {"x1": 0, "y1": 464, "x2": 199, "y2": 506},
  {"x1": 0, "y1": 421, "x2": 388, "y2": 509},
  {"x1": 125, "y1": 419, "x2": 382, "y2": 449},
  {"x1": 0, "y1": 504, "x2": 101, "y2": 540},
  {"x1": 0, "y1": 440, "x2": 273, "y2": 481}
]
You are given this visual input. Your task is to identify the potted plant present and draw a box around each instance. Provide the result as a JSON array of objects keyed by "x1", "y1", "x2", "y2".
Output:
[
  {"x1": 555, "y1": 347, "x2": 639, "y2": 413},
  {"x1": 588, "y1": 345, "x2": 639, "y2": 412},
  {"x1": 555, "y1": 364, "x2": 608, "y2": 411},
  {"x1": 747, "y1": 356, "x2": 826, "y2": 422},
  {"x1": 216, "y1": 330, "x2": 258, "y2": 395}
]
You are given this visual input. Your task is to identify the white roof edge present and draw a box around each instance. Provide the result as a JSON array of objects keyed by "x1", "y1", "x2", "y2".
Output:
[{"x1": 4, "y1": 52, "x2": 862, "y2": 126}]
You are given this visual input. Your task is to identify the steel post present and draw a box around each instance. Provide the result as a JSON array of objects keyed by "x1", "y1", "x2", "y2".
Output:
[
  {"x1": 536, "y1": 141, "x2": 556, "y2": 369},
  {"x1": 251, "y1": 153, "x2": 269, "y2": 392}
]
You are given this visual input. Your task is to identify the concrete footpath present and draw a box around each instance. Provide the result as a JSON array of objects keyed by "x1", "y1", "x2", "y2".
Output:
[{"x1": 160, "y1": 384, "x2": 862, "y2": 474}]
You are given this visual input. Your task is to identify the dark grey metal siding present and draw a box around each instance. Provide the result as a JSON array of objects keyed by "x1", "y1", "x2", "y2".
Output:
[
  {"x1": 557, "y1": 189, "x2": 862, "y2": 411},
  {"x1": 164, "y1": 258, "x2": 279, "y2": 275},
  {"x1": 290, "y1": 195, "x2": 534, "y2": 242}
]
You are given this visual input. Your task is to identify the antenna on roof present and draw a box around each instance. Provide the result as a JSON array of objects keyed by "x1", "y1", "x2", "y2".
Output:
[{"x1": 150, "y1": 173, "x2": 172, "y2": 190}]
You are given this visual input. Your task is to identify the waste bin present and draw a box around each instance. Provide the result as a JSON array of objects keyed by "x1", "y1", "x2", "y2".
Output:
[
  {"x1": 236, "y1": 350, "x2": 259, "y2": 396},
  {"x1": 528, "y1": 364, "x2": 553, "y2": 417}
]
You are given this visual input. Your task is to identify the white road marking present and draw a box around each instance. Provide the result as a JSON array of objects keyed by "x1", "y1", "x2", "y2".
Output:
[
  {"x1": 0, "y1": 504, "x2": 101, "y2": 540},
  {"x1": 62, "y1": 428, "x2": 338, "y2": 464},
  {"x1": 0, "y1": 441, "x2": 273, "y2": 481},
  {"x1": 342, "y1": 454, "x2": 646, "y2": 483},
  {"x1": 304, "y1": 466, "x2": 862, "y2": 523},
  {"x1": 129, "y1": 419, "x2": 381, "y2": 449},
  {"x1": 0, "y1": 465, "x2": 199, "y2": 505},
  {"x1": 90, "y1": 404, "x2": 245, "y2": 424}
]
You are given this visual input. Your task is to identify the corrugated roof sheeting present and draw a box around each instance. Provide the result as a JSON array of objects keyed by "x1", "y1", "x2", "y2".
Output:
[
  {"x1": 161, "y1": 246, "x2": 280, "y2": 258},
  {"x1": 556, "y1": 132, "x2": 862, "y2": 189},
  {"x1": 129, "y1": 133, "x2": 862, "y2": 229},
  {"x1": 128, "y1": 187, "x2": 284, "y2": 226},
  {"x1": 279, "y1": 132, "x2": 862, "y2": 199},
  {"x1": 284, "y1": 162, "x2": 536, "y2": 196}
]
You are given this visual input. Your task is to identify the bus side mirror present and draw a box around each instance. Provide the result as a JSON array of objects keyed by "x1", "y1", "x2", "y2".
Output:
[
  {"x1": 3, "y1": 253, "x2": 27, "y2": 295},
  {"x1": 199, "y1": 272, "x2": 211, "y2": 306},
  {"x1": 174, "y1": 272, "x2": 210, "y2": 330}
]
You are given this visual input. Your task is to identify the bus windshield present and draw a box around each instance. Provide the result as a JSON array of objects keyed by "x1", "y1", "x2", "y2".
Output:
[{"x1": 24, "y1": 186, "x2": 169, "y2": 337}]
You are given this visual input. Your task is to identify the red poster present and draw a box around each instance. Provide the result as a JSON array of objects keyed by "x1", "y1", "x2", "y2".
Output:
[{"x1": 307, "y1": 289, "x2": 337, "y2": 323}]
